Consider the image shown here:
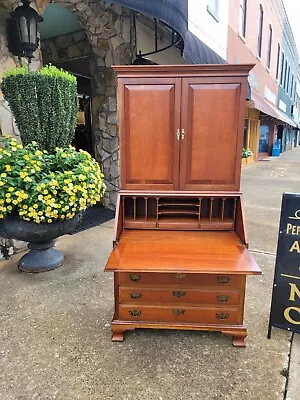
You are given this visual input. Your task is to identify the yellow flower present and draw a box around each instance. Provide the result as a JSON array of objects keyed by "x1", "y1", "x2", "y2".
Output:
[
  {"x1": 37, "y1": 186, "x2": 42, "y2": 192},
  {"x1": 0, "y1": 214, "x2": 3, "y2": 219},
  {"x1": 1, "y1": 173, "x2": 6, "y2": 178},
  {"x1": 43, "y1": 190, "x2": 48, "y2": 195},
  {"x1": 33, "y1": 204, "x2": 38, "y2": 209},
  {"x1": 47, "y1": 219, "x2": 52, "y2": 223},
  {"x1": 5, "y1": 165, "x2": 12, "y2": 172},
  {"x1": 8, "y1": 187, "x2": 14, "y2": 192}
]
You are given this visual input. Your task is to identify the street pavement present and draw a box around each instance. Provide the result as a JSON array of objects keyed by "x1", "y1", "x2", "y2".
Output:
[{"x1": 0, "y1": 147, "x2": 300, "y2": 400}]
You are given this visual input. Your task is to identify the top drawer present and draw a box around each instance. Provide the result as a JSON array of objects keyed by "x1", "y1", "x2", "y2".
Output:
[{"x1": 118, "y1": 272, "x2": 244, "y2": 287}]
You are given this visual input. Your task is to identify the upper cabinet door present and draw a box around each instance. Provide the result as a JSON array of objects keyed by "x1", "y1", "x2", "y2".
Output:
[
  {"x1": 119, "y1": 77, "x2": 181, "y2": 190},
  {"x1": 179, "y1": 77, "x2": 246, "y2": 191}
]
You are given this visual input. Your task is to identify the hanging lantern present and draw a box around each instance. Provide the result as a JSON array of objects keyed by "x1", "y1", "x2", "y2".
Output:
[{"x1": 7, "y1": 0, "x2": 43, "y2": 62}]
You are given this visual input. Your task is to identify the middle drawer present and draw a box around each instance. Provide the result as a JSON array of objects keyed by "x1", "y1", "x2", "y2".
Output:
[{"x1": 119, "y1": 287, "x2": 241, "y2": 305}]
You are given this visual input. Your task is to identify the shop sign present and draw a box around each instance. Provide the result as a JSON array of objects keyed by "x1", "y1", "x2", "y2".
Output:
[{"x1": 268, "y1": 193, "x2": 300, "y2": 337}]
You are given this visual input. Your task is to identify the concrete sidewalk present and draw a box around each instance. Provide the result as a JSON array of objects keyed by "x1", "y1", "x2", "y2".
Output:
[{"x1": 0, "y1": 148, "x2": 300, "y2": 400}]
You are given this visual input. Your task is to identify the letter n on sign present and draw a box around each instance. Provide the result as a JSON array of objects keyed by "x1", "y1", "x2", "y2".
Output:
[{"x1": 268, "y1": 193, "x2": 300, "y2": 337}]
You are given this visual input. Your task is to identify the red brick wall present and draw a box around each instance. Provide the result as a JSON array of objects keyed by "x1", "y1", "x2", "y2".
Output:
[{"x1": 227, "y1": 0, "x2": 282, "y2": 99}]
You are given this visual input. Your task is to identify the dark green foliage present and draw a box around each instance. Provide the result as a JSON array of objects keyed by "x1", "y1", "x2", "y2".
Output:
[{"x1": 2, "y1": 65, "x2": 78, "y2": 153}]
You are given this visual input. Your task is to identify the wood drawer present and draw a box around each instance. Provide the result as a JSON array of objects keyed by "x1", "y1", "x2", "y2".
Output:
[
  {"x1": 119, "y1": 287, "x2": 241, "y2": 305},
  {"x1": 118, "y1": 272, "x2": 243, "y2": 287},
  {"x1": 119, "y1": 305, "x2": 241, "y2": 324}
]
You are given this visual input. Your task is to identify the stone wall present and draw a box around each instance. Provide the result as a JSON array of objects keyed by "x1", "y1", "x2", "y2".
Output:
[
  {"x1": 42, "y1": 29, "x2": 92, "y2": 64},
  {"x1": 50, "y1": 0, "x2": 135, "y2": 209}
]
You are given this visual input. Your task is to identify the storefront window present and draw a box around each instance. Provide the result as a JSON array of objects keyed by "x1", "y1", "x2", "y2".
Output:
[{"x1": 243, "y1": 119, "x2": 248, "y2": 147}]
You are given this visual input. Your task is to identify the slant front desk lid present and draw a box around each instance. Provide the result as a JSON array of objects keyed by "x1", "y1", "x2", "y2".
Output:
[{"x1": 105, "y1": 231, "x2": 261, "y2": 274}]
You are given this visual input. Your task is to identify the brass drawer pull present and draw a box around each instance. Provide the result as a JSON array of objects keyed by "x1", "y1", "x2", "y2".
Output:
[
  {"x1": 129, "y1": 274, "x2": 141, "y2": 281},
  {"x1": 216, "y1": 313, "x2": 229, "y2": 320},
  {"x1": 217, "y1": 295, "x2": 229, "y2": 303},
  {"x1": 172, "y1": 309, "x2": 185, "y2": 316},
  {"x1": 218, "y1": 276, "x2": 230, "y2": 284},
  {"x1": 130, "y1": 292, "x2": 142, "y2": 299},
  {"x1": 129, "y1": 310, "x2": 141, "y2": 317},
  {"x1": 172, "y1": 291, "x2": 186, "y2": 298},
  {"x1": 174, "y1": 273, "x2": 186, "y2": 279}
]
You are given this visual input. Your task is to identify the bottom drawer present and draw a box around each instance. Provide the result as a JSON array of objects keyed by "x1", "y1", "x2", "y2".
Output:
[{"x1": 119, "y1": 305, "x2": 241, "y2": 324}]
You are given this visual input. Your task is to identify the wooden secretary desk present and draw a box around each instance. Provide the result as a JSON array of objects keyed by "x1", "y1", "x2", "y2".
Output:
[{"x1": 105, "y1": 65, "x2": 262, "y2": 347}]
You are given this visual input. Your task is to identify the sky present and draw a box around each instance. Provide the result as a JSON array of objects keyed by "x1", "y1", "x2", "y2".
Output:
[{"x1": 282, "y1": 0, "x2": 300, "y2": 55}]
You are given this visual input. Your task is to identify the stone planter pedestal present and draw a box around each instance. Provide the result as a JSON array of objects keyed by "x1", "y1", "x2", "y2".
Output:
[{"x1": 0, "y1": 214, "x2": 81, "y2": 272}]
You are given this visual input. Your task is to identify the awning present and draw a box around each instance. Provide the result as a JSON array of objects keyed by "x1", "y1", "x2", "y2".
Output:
[
  {"x1": 183, "y1": 31, "x2": 225, "y2": 64},
  {"x1": 103, "y1": 0, "x2": 188, "y2": 39},
  {"x1": 104, "y1": 0, "x2": 251, "y2": 99},
  {"x1": 251, "y1": 92, "x2": 297, "y2": 127}
]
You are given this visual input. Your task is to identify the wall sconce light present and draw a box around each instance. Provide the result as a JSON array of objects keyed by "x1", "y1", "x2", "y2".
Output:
[{"x1": 6, "y1": 0, "x2": 43, "y2": 62}]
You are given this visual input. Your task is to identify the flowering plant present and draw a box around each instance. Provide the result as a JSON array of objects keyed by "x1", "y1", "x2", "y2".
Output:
[
  {"x1": 0, "y1": 137, "x2": 106, "y2": 223},
  {"x1": 242, "y1": 147, "x2": 253, "y2": 159}
]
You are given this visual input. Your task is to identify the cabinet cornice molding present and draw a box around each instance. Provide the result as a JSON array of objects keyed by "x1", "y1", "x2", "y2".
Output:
[{"x1": 112, "y1": 64, "x2": 255, "y2": 78}]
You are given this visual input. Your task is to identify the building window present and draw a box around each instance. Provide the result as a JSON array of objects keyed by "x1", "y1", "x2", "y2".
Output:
[
  {"x1": 276, "y1": 44, "x2": 280, "y2": 80},
  {"x1": 207, "y1": 0, "x2": 219, "y2": 21},
  {"x1": 280, "y1": 53, "x2": 285, "y2": 85},
  {"x1": 284, "y1": 60, "x2": 288, "y2": 88},
  {"x1": 286, "y1": 65, "x2": 290, "y2": 92},
  {"x1": 257, "y1": 5, "x2": 264, "y2": 58},
  {"x1": 239, "y1": 0, "x2": 247, "y2": 38},
  {"x1": 267, "y1": 25, "x2": 272, "y2": 69},
  {"x1": 290, "y1": 74, "x2": 294, "y2": 97}
]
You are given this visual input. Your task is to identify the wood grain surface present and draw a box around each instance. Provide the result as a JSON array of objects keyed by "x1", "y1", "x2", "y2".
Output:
[{"x1": 105, "y1": 230, "x2": 261, "y2": 274}]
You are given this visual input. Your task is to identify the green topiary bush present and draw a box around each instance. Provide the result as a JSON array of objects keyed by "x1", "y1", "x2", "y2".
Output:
[{"x1": 1, "y1": 65, "x2": 78, "y2": 153}]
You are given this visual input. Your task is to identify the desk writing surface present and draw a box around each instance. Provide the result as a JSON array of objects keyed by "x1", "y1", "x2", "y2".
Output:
[{"x1": 105, "y1": 230, "x2": 261, "y2": 274}]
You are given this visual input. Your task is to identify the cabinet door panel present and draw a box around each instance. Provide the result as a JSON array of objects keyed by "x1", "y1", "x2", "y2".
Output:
[
  {"x1": 119, "y1": 78, "x2": 181, "y2": 190},
  {"x1": 180, "y1": 79, "x2": 246, "y2": 191}
]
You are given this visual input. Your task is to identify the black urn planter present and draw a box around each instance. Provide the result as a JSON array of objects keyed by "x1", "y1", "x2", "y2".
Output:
[{"x1": 0, "y1": 214, "x2": 81, "y2": 273}]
